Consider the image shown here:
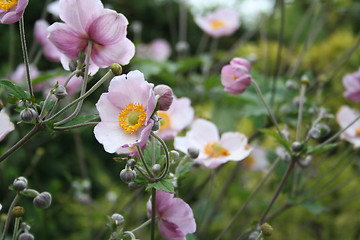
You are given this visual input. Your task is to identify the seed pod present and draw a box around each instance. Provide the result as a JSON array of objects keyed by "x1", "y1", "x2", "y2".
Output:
[
  {"x1": 20, "y1": 108, "x2": 38, "y2": 122},
  {"x1": 261, "y1": 222, "x2": 273, "y2": 236},
  {"x1": 33, "y1": 192, "x2": 52, "y2": 209}
]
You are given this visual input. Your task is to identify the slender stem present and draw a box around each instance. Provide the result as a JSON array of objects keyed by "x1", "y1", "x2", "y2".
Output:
[
  {"x1": 54, "y1": 41, "x2": 93, "y2": 126},
  {"x1": 251, "y1": 79, "x2": 285, "y2": 139},
  {"x1": 215, "y1": 157, "x2": 281, "y2": 240},
  {"x1": 39, "y1": 90, "x2": 53, "y2": 120},
  {"x1": 255, "y1": 232, "x2": 263, "y2": 240},
  {"x1": 296, "y1": 82, "x2": 307, "y2": 141},
  {"x1": 0, "y1": 125, "x2": 41, "y2": 163},
  {"x1": 130, "y1": 219, "x2": 151, "y2": 233},
  {"x1": 1, "y1": 194, "x2": 20, "y2": 240},
  {"x1": 45, "y1": 70, "x2": 114, "y2": 122},
  {"x1": 53, "y1": 122, "x2": 98, "y2": 130},
  {"x1": 151, "y1": 188, "x2": 156, "y2": 240},
  {"x1": 259, "y1": 158, "x2": 296, "y2": 224},
  {"x1": 134, "y1": 165, "x2": 151, "y2": 180},
  {"x1": 11, "y1": 218, "x2": 20, "y2": 240},
  {"x1": 19, "y1": 17, "x2": 33, "y2": 97},
  {"x1": 136, "y1": 146, "x2": 154, "y2": 178},
  {"x1": 264, "y1": 203, "x2": 292, "y2": 222},
  {"x1": 151, "y1": 133, "x2": 170, "y2": 180}
]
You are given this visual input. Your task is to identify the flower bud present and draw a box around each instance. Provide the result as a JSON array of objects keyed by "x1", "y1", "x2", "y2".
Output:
[
  {"x1": 111, "y1": 213, "x2": 124, "y2": 226},
  {"x1": 54, "y1": 85, "x2": 67, "y2": 99},
  {"x1": 152, "y1": 120, "x2": 160, "y2": 131},
  {"x1": 19, "y1": 233, "x2": 34, "y2": 240},
  {"x1": 128, "y1": 181, "x2": 137, "y2": 189},
  {"x1": 110, "y1": 63, "x2": 122, "y2": 76},
  {"x1": 316, "y1": 124, "x2": 330, "y2": 137},
  {"x1": 13, "y1": 176, "x2": 28, "y2": 191},
  {"x1": 299, "y1": 155, "x2": 312, "y2": 167},
  {"x1": 170, "y1": 150, "x2": 180, "y2": 161},
  {"x1": 300, "y1": 74, "x2": 310, "y2": 85},
  {"x1": 291, "y1": 141, "x2": 302, "y2": 152},
  {"x1": 152, "y1": 164, "x2": 161, "y2": 174},
  {"x1": 33, "y1": 192, "x2": 52, "y2": 209},
  {"x1": 12, "y1": 206, "x2": 25, "y2": 217},
  {"x1": 154, "y1": 85, "x2": 173, "y2": 111},
  {"x1": 175, "y1": 41, "x2": 189, "y2": 53},
  {"x1": 120, "y1": 169, "x2": 136, "y2": 183},
  {"x1": 187, "y1": 147, "x2": 200, "y2": 159},
  {"x1": 20, "y1": 222, "x2": 31, "y2": 231},
  {"x1": 69, "y1": 60, "x2": 77, "y2": 72},
  {"x1": 309, "y1": 127, "x2": 321, "y2": 139},
  {"x1": 261, "y1": 222, "x2": 273, "y2": 236},
  {"x1": 20, "y1": 108, "x2": 38, "y2": 122},
  {"x1": 285, "y1": 79, "x2": 298, "y2": 90},
  {"x1": 131, "y1": 21, "x2": 142, "y2": 34}
]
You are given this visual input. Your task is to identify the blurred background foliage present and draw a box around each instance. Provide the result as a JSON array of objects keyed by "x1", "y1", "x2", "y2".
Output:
[{"x1": 1, "y1": 0, "x2": 360, "y2": 239}]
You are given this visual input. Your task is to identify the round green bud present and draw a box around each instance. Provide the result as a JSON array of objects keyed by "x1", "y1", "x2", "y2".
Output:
[
  {"x1": 12, "y1": 206, "x2": 25, "y2": 217},
  {"x1": 261, "y1": 222, "x2": 273, "y2": 236}
]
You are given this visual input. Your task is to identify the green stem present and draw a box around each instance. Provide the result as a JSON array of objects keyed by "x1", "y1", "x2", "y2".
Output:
[
  {"x1": 53, "y1": 122, "x2": 98, "y2": 130},
  {"x1": 1, "y1": 194, "x2": 21, "y2": 240},
  {"x1": 19, "y1": 17, "x2": 33, "y2": 97},
  {"x1": 11, "y1": 218, "x2": 20, "y2": 240},
  {"x1": 130, "y1": 219, "x2": 151, "y2": 233},
  {"x1": 136, "y1": 146, "x2": 154, "y2": 178},
  {"x1": 151, "y1": 188, "x2": 156, "y2": 240},
  {"x1": 296, "y1": 82, "x2": 307, "y2": 141},
  {"x1": 215, "y1": 157, "x2": 281, "y2": 240},
  {"x1": 255, "y1": 232, "x2": 263, "y2": 240},
  {"x1": 151, "y1": 133, "x2": 170, "y2": 180}
]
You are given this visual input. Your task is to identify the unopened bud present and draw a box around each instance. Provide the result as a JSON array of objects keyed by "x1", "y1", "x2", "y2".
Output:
[
  {"x1": 152, "y1": 164, "x2": 161, "y2": 174},
  {"x1": 170, "y1": 150, "x2": 180, "y2": 161},
  {"x1": 128, "y1": 181, "x2": 137, "y2": 189},
  {"x1": 261, "y1": 222, "x2": 273, "y2": 236},
  {"x1": 316, "y1": 124, "x2": 330, "y2": 137},
  {"x1": 175, "y1": 41, "x2": 189, "y2": 53},
  {"x1": 54, "y1": 85, "x2": 67, "y2": 99},
  {"x1": 187, "y1": 147, "x2": 200, "y2": 159},
  {"x1": 18, "y1": 233, "x2": 34, "y2": 240},
  {"x1": 301, "y1": 74, "x2": 310, "y2": 85},
  {"x1": 13, "y1": 176, "x2": 28, "y2": 191},
  {"x1": 33, "y1": 192, "x2": 52, "y2": 209},
  {"x1": 69, "y1": 60, "x2": 77, "y2": 72},
  {"x1": 309, "y1": 127, "x2": 321, "y2": 139},
  {"x1": 111, "y1": 213, "x2": 124, "y2": 226},
  {"x1": 120, "y1": 169, "x2": 136, "y2": 183},
  {"x1": 131, "y1": 21, "x2": 142, "y2": 34},
  {"x1": 20, "y1": 108, "x2": 38, "y2": 122},
  {"x1": 299, "y1": 155, "x2": 312, "y2": 167},
  {"x1": 20, "y1": 222, "x2": 31, "y2": 231},
  {"x1": 110, "y1": 63, "x2": 122, "y2": 76},
  {"x1": 291, "y1": 141, "x2": 302, "y2": 152},
  {"x1": 154, "y1": 85, "x2": 173, "y2": 111},
  {"x1": 12, "y1": 206, "x2": 25, "y2": 217}
]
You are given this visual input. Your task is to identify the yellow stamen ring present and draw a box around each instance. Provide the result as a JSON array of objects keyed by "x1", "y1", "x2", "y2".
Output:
[
  {"x1": 158, "y1": 111, "x2": 171, "y2": 130},
  {"x1": 0, "y1": 0, "x2": 18, "y2": 11},
  {"x1": 119, "y1": 103, "x2": 146, "y2": 134},
  {"x1": 204, "y1": 141, "x2": 230, "y2": 158},
  {"x1": 211, "y1": 20, "x2": 226, "y2": 30}
]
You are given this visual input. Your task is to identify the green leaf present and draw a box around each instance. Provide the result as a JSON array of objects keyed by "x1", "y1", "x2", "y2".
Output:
[
  {"x1": 146, "y1": 178, "x2": 175, "y2": 193},
  {"x1": 142, "y1": 140, "x2": 165, "y2": 167},
  {"x1": 259, "y1": 128, "x2": 291, "y2": 151},
  {"x1": 58, "y1": 115, "x2": 99, "y2": 127},
  {"x1": 0, "y1": 80, "x2": 30, "y2": 99},
  {"x1": 307, "y1": 143, "x2": 339, "y2": 154},
  {"x1": 176, "y1": 162, "x2": 195, "y2": 176},
  {"x1": 301, "y1": 201, "x2": 325, "y2": 215}
]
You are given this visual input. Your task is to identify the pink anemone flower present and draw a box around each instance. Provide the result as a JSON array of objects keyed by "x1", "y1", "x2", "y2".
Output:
[
  {"x1": 0, "y1": 0, "x2": 28, "y2": 24},
  {"x1": 137, "y1": 39, "x2": 172, "y2": 61},
  {"x1": 0, "y1": 110, "x2": 15, "y2": 141},
  {"x1": 336, "y1": 106, "x2": 360, "y2": 148},
  {"x1": 147, "y1": 190, "x2": 196, "y2": 240},
  {"x1": 48, "y1": 0, "x2": 135, "y2": 74},
  {"x1": 156, "y1": 96, "x2": 194, "y2": 140},
  {"x1": 34, "y1": 20, "x2": 62, "y2": 62},
  {"x1": 342, "y1": 68, "x2": 360, "y2": 102},
  {"x1": 195, "y1": 7, "x2": 240, "y2": 38},
  {"x1": 221, "y1": 57, "x2": 252, "y2": 94},
  {"x1": 94, "y1": 70, "x2": 156, "y2": 154},
  {"x1": 174, "y1": 119, "x2": 252, "y2": 169}
]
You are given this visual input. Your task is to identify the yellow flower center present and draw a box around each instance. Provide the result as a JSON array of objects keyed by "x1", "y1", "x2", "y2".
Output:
[
  {"x1": 356, "y1": 127, "x2": 360, "y2": 136},
  {"x1": 211, "y1": 20, "x2": 226, "y2": 30},
  {"x1": 158, "y1": 112, "x2": 171, "y2": 130},
  {"x1": 0, "y1": 0, "x2": 18, "y2": 11},
  {"x1": 204, "y1": 141, "x2": 230, "y2": 158},
  {"x1": 118, "y1": 103, "x2": 146, "y2": 134}
]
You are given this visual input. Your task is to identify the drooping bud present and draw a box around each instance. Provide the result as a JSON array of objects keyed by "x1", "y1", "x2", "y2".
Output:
[
  {"x1": 111, "y1": 213, "x2": 124, "y2": 226},
  {"x1": 152, "y1": 164, "x2": 161, "y2": 174},
  {"x1": 12, "y1": 206, "x2": 25, "y2": 217},
  {"x1": 20, "y1": 108, "x2": 38, "y2": 122},
  {"x1": 261, "y1": 222, "x2": 273, "y2": 236},
  {"x1": 120, "y1": 169, "x2": 136, "y2": 183},
  {"x1": 18, "y1": 233, "x2": 34, "y2": 240},
  {"x1": 13, "y1": 176, "x2": 28, "y2": 191},
  {"x1": 110, "y1": 63, "x2": 122, "y2": 76},
  {"x1": 187, "y1": 147, "x2": 200, "y2": 159},
  {"x1": 33, "y1": 192, "x2": 52, "y2": 209},
  {"x1": 154, "y1": 85, "x2": 174, "y2": 111},
  {"x1": 54, "y1": 85, "x2": 67, "y2": 99}
]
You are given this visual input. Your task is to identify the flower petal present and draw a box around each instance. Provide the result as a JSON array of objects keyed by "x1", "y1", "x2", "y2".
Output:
[{"x1": 94, "y1": 122, "x2": 130, "y2": 153}]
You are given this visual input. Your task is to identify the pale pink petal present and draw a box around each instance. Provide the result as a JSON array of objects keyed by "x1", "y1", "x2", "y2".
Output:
[
  {"x1": 94, "y1": 122, "x2": 131, "y2": 153},
  {"x1": 158, "y1": 220, "x2": 185, "y2": 240},
  {"x1": 187, "y1": 119, "x2": 219, "y2": 146},
  {"x1": 34, "y1": 20, "x2": 49, "y2": 45},
  {"x1": 220, "y1": 132, "x2": 252, "y2": 161},
  {"x1": 95, "y1": 93, "x2": 119, "y2": 122},
  {"x1": 0, "y1": 111, "x2": 15, "y2": 141},
  {"x1": 0, "y1": 0, "x2": 28, "y2": 24}
]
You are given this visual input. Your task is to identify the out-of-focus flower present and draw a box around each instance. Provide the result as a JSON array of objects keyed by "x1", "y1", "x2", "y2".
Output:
[
  {"x1": 47, "y1": 0, "x2": 60, "y2": 17},
  {"x1": 34, "y1": 20, "x2": 62, "y2": 62},
  {"x1": 154, "y1": 84, "x2": 173, "y2": 111},
  {"x1": 221, "y1": 57, "x2": 252, "y2": 94},
  {"x1": 156, "y1": 96, "x2": 194, "y2": 140},
  {"x1": 10, "y1": 64, "x2": 44, "y2": 91},
  {"x1": 44, "y1": 75, "x2": 83, "y2": 96},
  {"x1": 242, "y1": 144, "x2": 269, "y2": 171},
  {"x1": 336, "y1": 106, "x2": 360, "y2": 148},
  {"x1": 0, "y1": 0, "x2": 28, "y2": 24},
  {"x1": 194, "y1": 7, "x2": 240, "y2": 38},
  {"x1": 137, "y1": 39, "x2": 172, "y2": 61},
  {"x1": 94, "y1": 70, "x2": 156, "y2": 154},
  {"x1": 0, "y1": 110, "x2": 15, "y2": 141},
  {"x1": 147, "y1": 190, "x2": 196, "y2": 240},
  {"x1": 48, "y1": 0, "x2": 135, "y2": 74},
  {"x1": 174, "y1": 119, "x2": 251, "y2": 169},
  {"x1": 342, "y1": 68, "x2": 360, "y2": 102}
]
